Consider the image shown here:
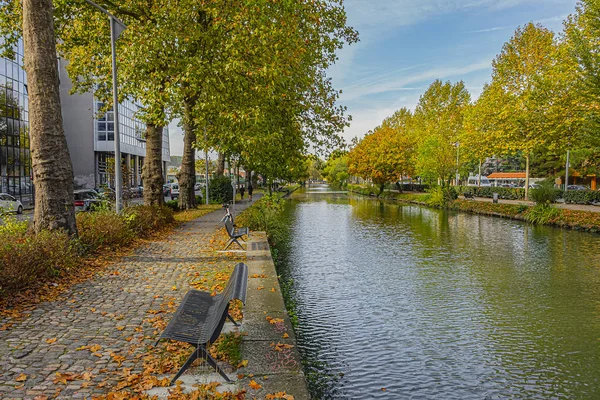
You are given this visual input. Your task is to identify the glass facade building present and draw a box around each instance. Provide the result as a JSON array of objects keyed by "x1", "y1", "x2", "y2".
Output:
[
  {"x1": 0, "y1": 40, "x2": 32, "y2": 206},
  {"x1": 0, "y1": 41, "x2": 170, "y2": 205}
]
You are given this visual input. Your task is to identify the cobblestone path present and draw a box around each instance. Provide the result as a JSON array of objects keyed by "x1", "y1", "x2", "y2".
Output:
[{"x1": 0, "y1": 200, "x2": 256, "y2": 399}]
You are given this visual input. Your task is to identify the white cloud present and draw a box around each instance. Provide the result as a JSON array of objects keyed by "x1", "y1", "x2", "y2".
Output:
[
  {"x1": 339, "y1": 59, "x2": 493, "y2": 102},
  {"x1": 342, "y1": 0, "x2": 548, "y2": 41},
  {"x1": 468, "y1": 26, "x2": 509, "y2": 33},
  {"x1": 466, "y1": 13, "x2": 570, "y2": 34}
]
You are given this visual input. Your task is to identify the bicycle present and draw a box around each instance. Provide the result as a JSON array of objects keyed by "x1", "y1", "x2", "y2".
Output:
[{"x1": 220, "y1": 201, "x2": 235, "y2": 225}]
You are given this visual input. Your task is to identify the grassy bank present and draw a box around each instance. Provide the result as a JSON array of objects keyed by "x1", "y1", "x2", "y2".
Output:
[
  {"x1": 0, "y1": 204, "x2": 220, "y2": 304},
  {"x1": 347, "y1": 185, "x2": 600, "y2": 233},
  {"x1": 235, "y1": 193, "x2": 299, "y2": 327}
]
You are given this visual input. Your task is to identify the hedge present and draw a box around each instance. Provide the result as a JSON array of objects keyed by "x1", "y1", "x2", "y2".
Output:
[
  {"x1": 458, "y1": 186, "x2": 526, "y2": 200},
  {"x1": 0, "y1": 205, "x2": 175, "y2": 296},
  {"x1": 209, "y1": 176, "x2": 233, "y2": 203},
  {"x1": 562, "y1": 189, "x2": 600, "y2": 204}
]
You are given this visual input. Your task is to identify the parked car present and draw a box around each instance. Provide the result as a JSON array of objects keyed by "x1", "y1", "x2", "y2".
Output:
[
  {"x1": 126, "y1": 186, "x2": 143, "y2": 198},
  {"x1": 170, "y1": 183, "x2": 180, "y2": 200},
  {"x1": 163, "y1": 184, "x2": 171, "y2": 197},
  {"x1": 0, "y1": 193, "x2": 23, "y2": 214},
  {"x1": 74, "y1": 189, "x2": 104, "y2": 212},
  {"x1": 566, "y1": 185, "x2": 589, "y2": 191},
  {"x1": 501, "y1": 183, "x2": 519, "y2": 188}
]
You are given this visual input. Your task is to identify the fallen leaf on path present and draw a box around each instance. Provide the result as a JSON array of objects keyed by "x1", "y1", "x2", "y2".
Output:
[
  {"x1": 249, "y1": 380, "x2": 262, "y2": 390},
  {"x1": 90, "y1": 344, "x2": 102, "y2": 352},
  {"x1": 266, "y1": 392, "x2": 294, "y2": 400},
  {"x1": 53, "y1": 372, "x2": 78, "y2": 385},
  {"x1": 15, "y1": 373, "x2": 27, "y2": 382}
]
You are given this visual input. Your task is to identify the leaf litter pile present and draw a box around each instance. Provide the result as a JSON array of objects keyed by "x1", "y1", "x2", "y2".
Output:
[{"x1": 1, "y1": 215, "x2": 295, "y2": 399}]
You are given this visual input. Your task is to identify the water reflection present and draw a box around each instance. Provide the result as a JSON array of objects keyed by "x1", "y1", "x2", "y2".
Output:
[{"x1": 279, "y1": 190, "x2": 600, "y2": 399}]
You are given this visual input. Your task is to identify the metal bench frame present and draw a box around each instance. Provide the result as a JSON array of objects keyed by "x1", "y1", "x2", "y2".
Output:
[
  {"x1": 224, "y1": 217, "x2": 249, "y2": 250},
  {"x1": 155, "y1": 263, "x2": 248, "y2": 385},
  {"x1": 463, "y1": 192, "x2": 475, "y2": 200}
]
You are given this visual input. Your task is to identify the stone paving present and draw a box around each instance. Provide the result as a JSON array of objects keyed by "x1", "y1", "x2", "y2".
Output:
[{"x1": 0, "y1": 199, "x2": 261, "y2": 399}]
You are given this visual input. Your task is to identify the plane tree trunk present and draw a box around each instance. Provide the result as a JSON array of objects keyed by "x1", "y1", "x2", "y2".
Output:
[
  {"x1": 177, "y1": 97, "x2": 197, "y2": 210},
  {"x1": 142, "y1": 124, "x2": 165, "y2": 206},
  {"x1": 23, "y1": 0, "x2": 77, "y2": 235}
]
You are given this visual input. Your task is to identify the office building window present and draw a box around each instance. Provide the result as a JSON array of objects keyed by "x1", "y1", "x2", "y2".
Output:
[{"x1": 0, "y1": 39, "x2": 32, "y2": 205}]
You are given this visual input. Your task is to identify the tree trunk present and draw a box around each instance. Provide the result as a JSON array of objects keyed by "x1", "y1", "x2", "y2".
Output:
[
  {"x1": 216, "y1": 153, "x2": 225, "y2": 177},
  {"x1": 23, "y1": 0, "x2": 77, "y2": 235},
  {"x1": 478, "y1": 160, "x2": 482, "y2": 187},
  {"x1": 142, "y1": 124, "x2": 165, "y2": 206},
  {"x1": 177, "y1": 97, "x2": 197, "y2": 210},
  {"x1": 378, "y1": 183, "x2": 385, "y2": 197},
  {"x1": 525, "y1": 154, "x2": 530, "y2": 201}
]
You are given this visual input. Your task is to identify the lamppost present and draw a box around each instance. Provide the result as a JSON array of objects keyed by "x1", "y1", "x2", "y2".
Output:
[
  {"x1": 565, "y1": 149, "x2": 570, "y2": 193},
  {"x1": 83, "y1": 0, "x2": 126, "y2": 213},
  {"x1": 455, "y1": 141, "x2": 460, "y2": 186},
  {"x1": 204, "y1": 124, "x2": 209, "y2": 205}
]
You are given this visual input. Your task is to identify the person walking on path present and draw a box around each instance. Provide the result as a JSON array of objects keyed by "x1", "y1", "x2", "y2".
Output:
[
  {"x1": 248, "y1": 184, "x2": 253, "y2": 201},
  {"x1": 239, "y1": 186, "x2": 245, "y2": 200}
]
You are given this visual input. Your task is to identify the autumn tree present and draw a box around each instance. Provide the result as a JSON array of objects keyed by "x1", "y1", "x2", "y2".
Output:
[
  {"x1": 413, "y1": 80, "x2": 471, "y2": 186},
  {"x1": 348, "y1": 119, "x2": 415, "y2": 196},
  {"x1": 481, "y1": 23, "x2": 558, "y2": 198},
  {"x1": 193, "y1": 0, "x2": 357, "y2": 185},
  {"x1": 322, "y1": 153, "x2": 349, "y2": 187},
  {"x1": 560, "y1": 3, "x2": 600, "y2": 175},
  {"x1": 307, "y1": 156, "x2": 325, "y2": 181},
  {"x1": 380, "y1": 107, "x2": 417, "y2": 180},
  {"x1": 566, "y1": 0, "x2": 600, "y2": 104}
]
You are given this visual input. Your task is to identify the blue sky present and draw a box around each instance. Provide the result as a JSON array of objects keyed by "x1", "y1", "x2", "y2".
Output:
[
  {"x1": 329, "y1": 0, "x2": 579, "y2": 144},
  {"x1": 169, "y1": 0, "x2": 578, "y2": 155}
]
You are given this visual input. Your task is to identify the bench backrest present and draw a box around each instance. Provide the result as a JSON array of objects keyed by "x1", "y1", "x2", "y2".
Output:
[
  {"x1": 198, "y1": 262, "x2": 248, "y2": 344},
  {"x1": 224, "y1": 218, "x2": 235, "y2": 237}
]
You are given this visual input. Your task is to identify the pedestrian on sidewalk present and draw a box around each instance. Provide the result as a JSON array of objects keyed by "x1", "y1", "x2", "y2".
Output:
[
  {"x1": 240, "y1": 185, "x2": 245, "y2": 200},
  {"x1": 248, "y1": 183, "x2": 253, "y2": 201}
]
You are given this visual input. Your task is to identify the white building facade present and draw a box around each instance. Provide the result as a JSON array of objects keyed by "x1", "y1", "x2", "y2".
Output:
[{"x1": 59, "y1": 58, "x2": 170, "y2": 190}]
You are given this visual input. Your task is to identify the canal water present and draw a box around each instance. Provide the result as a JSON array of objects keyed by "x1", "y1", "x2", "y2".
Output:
[{"x1": 278, "y1": 186, "x2": 600, "y2": 399}]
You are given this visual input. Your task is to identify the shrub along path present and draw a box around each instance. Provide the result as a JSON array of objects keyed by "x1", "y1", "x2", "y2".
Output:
[
  {"x1": 456, "y1": 194, "x2": 600, "y2": 213},
  {"x1": 0, "y1": 198, "x2": 261, "y2": 399}
]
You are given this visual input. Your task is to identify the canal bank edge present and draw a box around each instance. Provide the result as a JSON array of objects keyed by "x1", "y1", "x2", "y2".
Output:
[
  {"x1": 238, "y1": 232, "x2": 310, "y2": 399},
  {"x1": 347, "y1": 186, "x2": 600, "y2": 233}
]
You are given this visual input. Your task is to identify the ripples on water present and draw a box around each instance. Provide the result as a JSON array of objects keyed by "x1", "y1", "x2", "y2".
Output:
[{"x1": 279, "y1": 192, "x2": 600, "y2": 399}]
